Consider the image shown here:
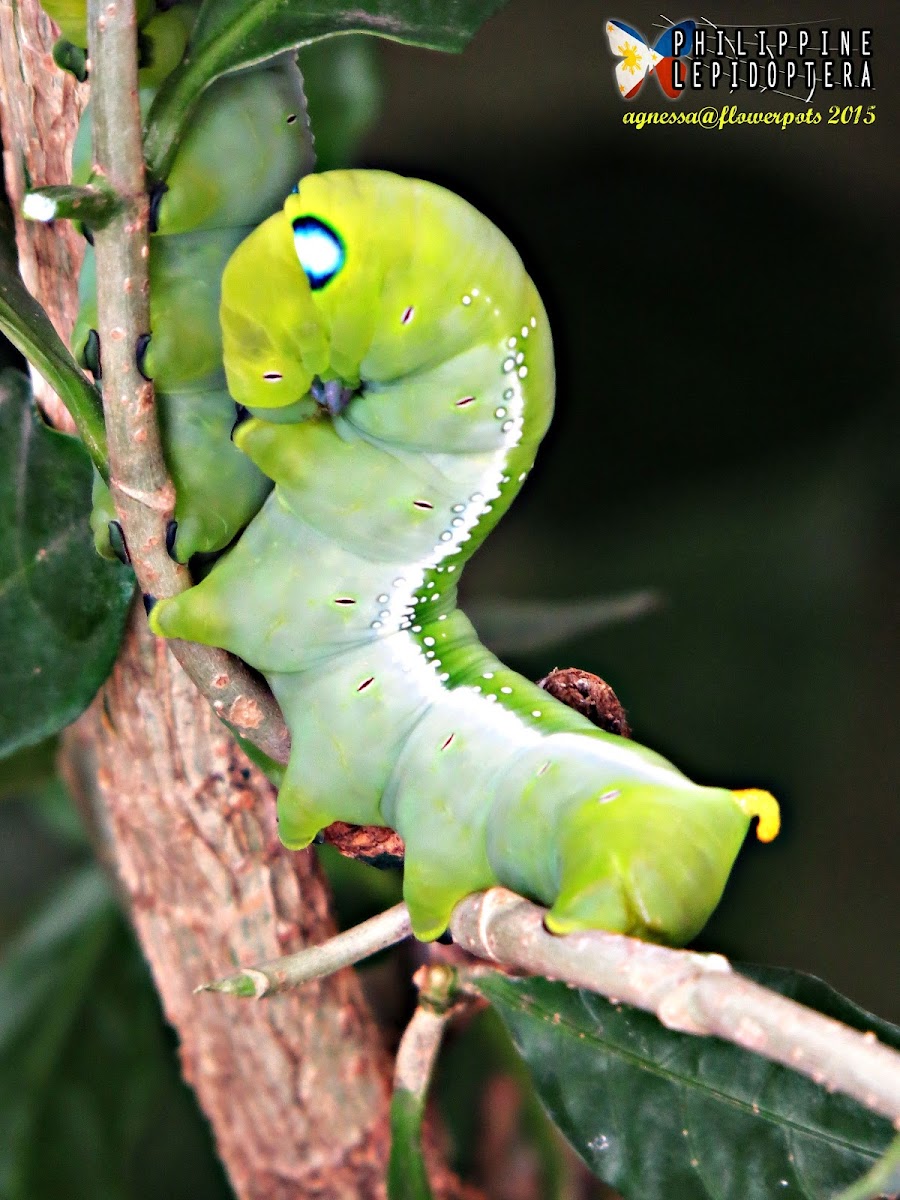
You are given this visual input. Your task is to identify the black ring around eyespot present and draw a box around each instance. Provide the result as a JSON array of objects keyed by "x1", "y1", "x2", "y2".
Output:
[{"x1": 291, "y1": 215, "x2": 345, "y2": 290}]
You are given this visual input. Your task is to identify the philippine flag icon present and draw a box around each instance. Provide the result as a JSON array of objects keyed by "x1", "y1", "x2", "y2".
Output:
[{"x1": 606, "y1": 19, "x2": 696, "y2": 99}]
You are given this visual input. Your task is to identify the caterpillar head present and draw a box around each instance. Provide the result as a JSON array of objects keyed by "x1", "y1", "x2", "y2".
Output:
[{"x1": 221, "y1": 170, "x2": 541, "y2": 415}]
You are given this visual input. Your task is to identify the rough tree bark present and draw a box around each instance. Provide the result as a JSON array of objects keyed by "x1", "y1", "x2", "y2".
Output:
[{"x1": 0, "y1": 3, "x2": 400, "y2": 1196}]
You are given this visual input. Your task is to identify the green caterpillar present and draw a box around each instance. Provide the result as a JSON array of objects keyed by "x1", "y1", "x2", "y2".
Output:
[
  {"x1": 150, "y1": 170, "x2": 780, "y2": 943},
  {"x1": 51, "y1": 0, "x2": 313, "y2": 561}
]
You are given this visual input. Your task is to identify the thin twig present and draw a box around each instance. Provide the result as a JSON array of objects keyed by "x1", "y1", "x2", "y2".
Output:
[
  {"x1": 449, "y1": 888, "x2": 900, "y2": 1126},
  {"x1": 196, "y1": 901, "x2": 413, "y2": 997},
  {"x1": 86, "y1": 0, "x2": 291, "y2": 763},
  {"x1": 388, "y1": 965, "x2": 466, "y2": 1200},
  {"x1": 23, "y1": 183, "x2": 122, "y2": 228}
]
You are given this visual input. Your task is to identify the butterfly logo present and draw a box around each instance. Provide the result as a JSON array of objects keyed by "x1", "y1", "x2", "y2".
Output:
[{"x1": 606, "y1": 19, "x2": 696, "y2": 99}]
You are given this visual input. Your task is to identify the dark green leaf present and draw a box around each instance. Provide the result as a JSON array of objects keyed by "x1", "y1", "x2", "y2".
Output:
[
  {"x1": 0, "y1": 215, "x2": 106, "y2": 472},
  {"x1": 0, "y1": 866, "x2": 233, "y2": 1200},
  {"x1": 477, "y1": 967, "x2": 898, "y2": 1200},
  {"x1": 465, "y1": 590, "x2": 660, "y2": 656},
  {"x1": 144, "y1": 0, "x2": 510, "y2": 180},
  {"x1": 0, "y1": 370, "x2": 133, "y2": 759},
  {"x1": 299, "y1": 34, "x2": 384, "y2": 170}
]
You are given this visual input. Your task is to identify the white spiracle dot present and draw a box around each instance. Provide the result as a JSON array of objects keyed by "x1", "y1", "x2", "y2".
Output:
[
  {"x1": 502, "y1": 359, "x2": 515, "y2": 373},
  {"x1": 518, "y1": 366, "x2": 528, "y2": 378},
  {"x1": 377, "y1": 594, "x2": 388, "y2": 603},
  {"x1": 423, "y1": 636, "x2": 435, "y2": 646},
  {"x1": 451, "y1": 518, "x2": 464, "y2": 527},
  {"x1": 501, "y1": 420, "x2": 514, "y2": 432},
  {"x1": 532, "y1": 710, "x2": 542, "y2": 717},
  {"x1": 495, "y1": 407, "x2": 507, "y2": 419},
  {"x1": 440, "y1": 531, "x2": 452, "y2": 542},
  {"x1": 439, "y1": 672, "x2": 450, "y2": 681},
  {"x1": 462, "y1": 295, "x2": 471, "y2": 305},
  {"x1": 503, "y1": 388, "x2": 514, "y2": 400},
  {"x1": 507, "y1": 337, "x2": 517, "y2": 348},
  {"x1": 471, "y1": 287, "x2": 480, "y2": 296},
  {"x1": 483, "y1": 672, "x2": 494, "y2": 679},
  {"x1": 515, "y1": 352, "x2": 525, "y2": 364},
  {"x1": 501, "y1": 686, "x2": 513, "y2": 694},
  {"x1": 530, "y1": 316, "x2": 537, "y2": 327},
  {"x1": 452, "y1": 503, "x2": 465, "y2": 513},
  {"x1": 521, "y1": 326, "x2": 529, "y2": 338},
  {"x1": 371, "y1": 621, "x2": 382, "y2": 630}
]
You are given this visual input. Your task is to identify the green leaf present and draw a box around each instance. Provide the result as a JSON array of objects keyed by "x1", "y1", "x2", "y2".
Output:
[
  {"x1": 477, "y1": 967, "x2": 898, "y2": 1200},
  {"x1": 0, "y1": 865, "x2": 233, "y2": 1200},
  {"x1": 465, "y1": 590, "x2": 660, "y2": 656},
  {"x1": 299, "y1": 34, "x2": 384, "y2": 170},
  {"x1": 0, "y1": 210, "x2": 106, "y2": 473},
  {"x1": 144, "y1": 0, "x2": 510, "y2": 180},
  {"x1": 0, "y1": 370, "x2": 133, "y2": 760}
]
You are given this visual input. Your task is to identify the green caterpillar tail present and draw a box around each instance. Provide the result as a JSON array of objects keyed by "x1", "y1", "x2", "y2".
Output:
[
  {"x1": 61, "y1": 2, "x2": 313, "y2": 561},
  {"x1": 150, "y1": 170, "x2": 780, "y2": 944}
]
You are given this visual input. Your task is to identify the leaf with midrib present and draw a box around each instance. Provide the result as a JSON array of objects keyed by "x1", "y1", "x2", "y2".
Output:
[
  {"x1": 477, "y1": 967, "x2": 899, "y2": 1200},
  {"x1": 144, "y1": 0, "x2": 510, "y2": 180},
  {"x1": 0, "y1": 370, "x2": 132, "y2": 759}
]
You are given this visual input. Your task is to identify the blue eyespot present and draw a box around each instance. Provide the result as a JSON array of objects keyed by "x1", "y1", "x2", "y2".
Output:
[{"x1": 292, "y1": 216, "x2": 345, "y2": 290}]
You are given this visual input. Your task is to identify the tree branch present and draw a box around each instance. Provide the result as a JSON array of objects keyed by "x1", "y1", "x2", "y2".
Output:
[
  {"x1": 85, "y1": 0, "x2": 291, "y2": 764},
  {"x1": 203, "y1": 886, "x2": 900, "y2": 1129},
  {"x1": 450, "y1": 889, "x2": 900, "y2": 1125}
]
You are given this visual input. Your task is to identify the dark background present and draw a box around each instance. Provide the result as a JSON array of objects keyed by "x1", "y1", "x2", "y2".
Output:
[{"x1": 359, "y1": 0, "x2": 899, "y2": 1017}]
